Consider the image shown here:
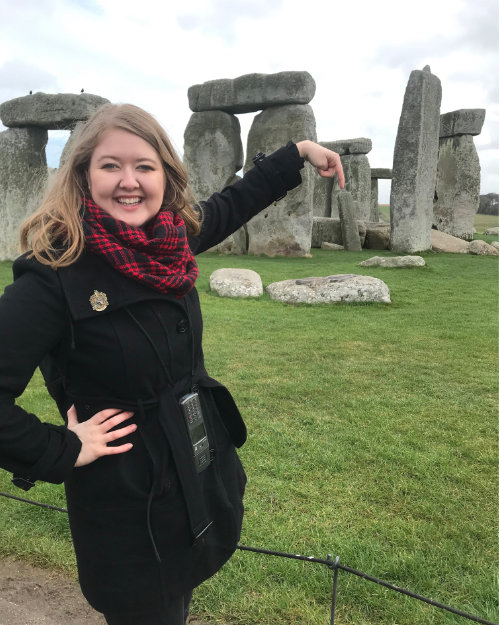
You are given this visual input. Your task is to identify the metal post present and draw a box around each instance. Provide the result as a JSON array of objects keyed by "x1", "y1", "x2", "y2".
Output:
[{"x1": 328, "y1": 555, "x2": 340, "y2": 625}]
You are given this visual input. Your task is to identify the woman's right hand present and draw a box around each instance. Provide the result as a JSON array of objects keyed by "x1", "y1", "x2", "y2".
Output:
[{"x1": 67, "y1": 405, "x2": 137, "y2": 467}]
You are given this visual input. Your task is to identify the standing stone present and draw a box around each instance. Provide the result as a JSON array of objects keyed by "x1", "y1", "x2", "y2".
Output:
[
  {"x1": 60, "y1": 121, "x2": 86, "y2": 167},
  {"x1": 338, "y1": 191, "x2": 362, "y2": 251},
  {"x1": 338, "y1": 154, "x2": 372, "y2": 220},
  {"x1": 188, "y1": 71, "x2": 316, "y2": 114},
  {"x1": 184, "y1": 111, "x2": 243, "y2": 200},
  {"x1": 390, "y1": 67, "x2": 442, "y2": 252},
  {"x1": 0, "y1": 127, "x2": 48, "y2": 260},
  {"x1": 311, "y1": 217, "x2": 341, "y2": 247},
  {"x1": 0, "y1": 92, "x2": 109, "y2": 129},
  {"x1": 433, "y1": 109, "x2": 485, "y2": 241},
  {"x1": 244, "y1": 104, "x2": 317, "y2": 256},
  {"x1": 313, "y1": 176, "x2": 334, "y2": 217},
  {"x1": 370, "y1": 178, "x2": 380, "y2": 222},
  {"x1": 364, "y1": 222, "x2": 391, "y2": 250},
  {"x1": 183, "y1": 111, "x2": 244, "y2": 254},
  {"x1": 370, "y1": 168, "x2": 392, "y2": 222},
  {"x1": 323, "y1": 139, "x2": 372, "y2": 221}
]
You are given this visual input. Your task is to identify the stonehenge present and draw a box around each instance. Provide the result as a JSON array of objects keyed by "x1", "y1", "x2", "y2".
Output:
[
  {"x1": 0, "y1": 68, "x2": 492, "y2": 261},
  {"x1": 184, "y1": 71, "x2": 317, "y2": 256},
  {"x1": 0, "y1": 92, "x2": 109, "y2": 260}
]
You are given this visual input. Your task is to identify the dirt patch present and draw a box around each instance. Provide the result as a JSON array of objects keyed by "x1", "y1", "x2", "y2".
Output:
[{"x1": 0, "y1": 558, "x2": 209, "y2": 625}]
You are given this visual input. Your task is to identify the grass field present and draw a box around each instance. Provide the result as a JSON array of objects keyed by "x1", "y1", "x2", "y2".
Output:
[{"x1": 0, "y1": 236, "x2": 498, "y2": 624}]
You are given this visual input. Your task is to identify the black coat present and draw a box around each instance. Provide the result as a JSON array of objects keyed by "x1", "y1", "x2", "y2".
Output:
[{"x1": 0, "y1": 143, "x2": 304, "y2": 613}]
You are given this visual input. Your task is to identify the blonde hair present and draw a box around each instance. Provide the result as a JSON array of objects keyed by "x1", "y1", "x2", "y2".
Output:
[{"x1": 20, "y1": 103, "x2": 201, "y2": 268}]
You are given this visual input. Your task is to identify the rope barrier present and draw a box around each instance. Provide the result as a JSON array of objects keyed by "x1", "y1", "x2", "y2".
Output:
[{"x1": 1, "y1": 490, "x2": 497, "y2": 625}]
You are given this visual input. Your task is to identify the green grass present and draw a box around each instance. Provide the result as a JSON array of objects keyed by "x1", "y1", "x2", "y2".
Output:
[{"x1": 0, "y1": 249, "x2": 498, "y2": 625}]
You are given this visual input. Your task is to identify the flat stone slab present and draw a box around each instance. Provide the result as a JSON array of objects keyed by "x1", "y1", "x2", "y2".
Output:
[
  {"x1": 468, "y1": 240, "x2": 499, "y2": 255},
  {"x1": 439, "y1": 109, "x2": 486, "y2": 138},
  {"x1": 321, "y1": 242, "x2": 344, "y2": 250},
  {"x1": 431, "y1": 229, "x2": 470, "y2": 253},
  {"x1": 210, "y1": 268, "x2": 263, "y2": 297},
  {"x1": 0, "y1": 92, "x2": 109, "y2": 129},
  {"x1": 359, "y1": 255, "x2": 426, "y2": 267},
  {"x1": 371, "y1": 168, "x2": 392, "y2": 179},
  {"x1": 484, "y1": 227, "x2": 499, "y2": 235},
  {"x1": 188, "y1": 71, "x2": 315, "y2": 114},
  {"x1": 321, "y1": 138, "x2": 372, "y2": 155},
  {"x1": 266, "y1": 274, "x2": 391, "y2": 304}
]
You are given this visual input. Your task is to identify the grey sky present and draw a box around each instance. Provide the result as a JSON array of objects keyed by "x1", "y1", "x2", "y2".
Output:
[{"x1": 0, "y1": 0, "x2": 497, "y2": 203}]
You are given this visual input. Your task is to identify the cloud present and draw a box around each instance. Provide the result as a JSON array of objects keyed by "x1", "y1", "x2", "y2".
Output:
[
  {"x1": 0, "y1": 60, "x2": 57, "y2": 95},
  {"x1": 177, "y1": 0, "x2": 282, "y2": 42}
]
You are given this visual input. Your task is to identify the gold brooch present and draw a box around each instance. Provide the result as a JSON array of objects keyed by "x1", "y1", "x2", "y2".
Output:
[{"x1": 89, "y1": 290, "x2": 109, "y2": 312}]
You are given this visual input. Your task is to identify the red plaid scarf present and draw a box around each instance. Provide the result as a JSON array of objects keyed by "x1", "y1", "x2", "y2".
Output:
[{"x1": 82, "y1": 198, "x2": 199, "y2": 296}]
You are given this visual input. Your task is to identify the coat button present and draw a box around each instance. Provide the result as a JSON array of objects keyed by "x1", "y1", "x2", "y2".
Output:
[{"x1": 176, "y1": 318, "x2": 189, "y2": 333}]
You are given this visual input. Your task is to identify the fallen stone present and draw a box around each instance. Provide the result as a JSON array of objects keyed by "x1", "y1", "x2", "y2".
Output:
[
  {"x1": 321, "y1": 138, "x2": 372, "y2": 155},
  {"x1": 440, "y1": 109, "x2": 486, "y2": 138},
  {"x1": 431, "y1": 229, "x2": 470, "y2": 253},
  {"x1": 484, "y1": 227, "x2": 499, "y2": 235},
  {"x1": 468, "y1": 240, "x2": 499, "y2": 255},
  {"x1": 209, "y1": 268, "x2": 263, "y2": 297},
  {"x1": 266, "y1": 274, "x2": 391, "y2": 304},
  {"x1": 188, "y1": 71, "x2": 316, "y2": 114},
  {"x1": 0, "y1": 92, "x2": 109, "y2": 129},
  {"x1": 359, "y1": 255, "x2": 425, "y2": 267},
  {"x1": 321, "y1": 242, "x2": 344, "y2": 250}
]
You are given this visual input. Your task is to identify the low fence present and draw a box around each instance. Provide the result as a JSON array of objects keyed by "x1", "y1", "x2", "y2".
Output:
[{"x1": 0, "y1": 490, "x2": 497, "y2": 625}]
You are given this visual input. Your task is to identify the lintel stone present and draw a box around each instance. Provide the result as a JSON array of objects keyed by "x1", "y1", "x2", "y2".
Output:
[
  {"x1": 0, "y1": 92, "x2": 109, "y2": 129},
  {"x1": 439, "y1": 109, "x2": 486, "y2": 138},
  {"x1": 321, "y1": 138, "x2": 372, "y2": 155},
  {"x1": 371, "y1": 168, "x2": 392, "y2": 179},
  {"x1": 188, "y1": 71, "x2": 316, "y2": 114}
]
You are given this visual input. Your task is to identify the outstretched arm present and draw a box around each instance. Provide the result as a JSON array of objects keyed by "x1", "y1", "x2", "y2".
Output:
[{"x1": 296, "y1": 140, "x2": 345, "y2": 187}]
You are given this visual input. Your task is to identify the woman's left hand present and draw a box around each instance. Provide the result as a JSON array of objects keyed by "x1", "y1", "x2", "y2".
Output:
[{"x1": 296, "y1": 140, "x2": 345, "y2": 188}]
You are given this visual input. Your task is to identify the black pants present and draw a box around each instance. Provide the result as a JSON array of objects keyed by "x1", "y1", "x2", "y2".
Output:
[{"x1": 103, "y1": 591, "x2": 192, "y2": 625}]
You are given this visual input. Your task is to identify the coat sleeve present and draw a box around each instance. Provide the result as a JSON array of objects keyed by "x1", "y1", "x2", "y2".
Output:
[
  {"x1": 188, "y1": 142, "x2": 304, "y2": 254},
  {"x1": 0, "y1": 255, "x2": 81, "y2": 486}
]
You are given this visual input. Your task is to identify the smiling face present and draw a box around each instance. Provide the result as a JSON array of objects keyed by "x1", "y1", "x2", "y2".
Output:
[{"x1": 87, "y1": 128, "x2": 166, "y2": 227}]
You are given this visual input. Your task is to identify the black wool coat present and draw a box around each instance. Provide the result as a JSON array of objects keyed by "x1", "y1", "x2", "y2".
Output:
[{"x1": 0, "y1": 143, "x2": 304, "y2": 614}]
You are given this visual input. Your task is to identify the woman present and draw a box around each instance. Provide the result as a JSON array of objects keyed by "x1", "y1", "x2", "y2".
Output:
[{"x1": 0, "y1": 103, "x2": 344, "y2": 624}]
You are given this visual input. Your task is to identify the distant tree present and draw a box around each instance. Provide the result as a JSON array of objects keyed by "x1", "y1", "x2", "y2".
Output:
[{"x1": 478, "y1": 193, "x2": 499, "y2": 215}]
